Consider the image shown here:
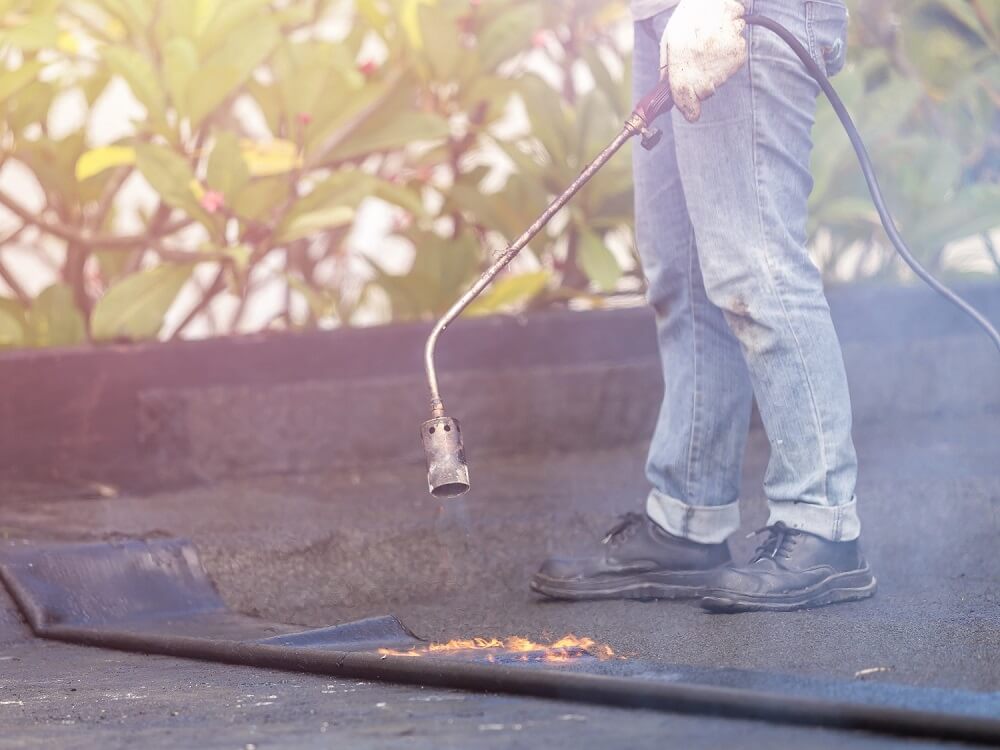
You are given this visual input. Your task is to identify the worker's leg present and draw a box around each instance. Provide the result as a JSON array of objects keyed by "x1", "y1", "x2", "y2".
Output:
[
  {"x1": 668, "y1": 0, "x2": 861, "y2": 542},
  {"x1": 632, "y1": 13, "x2": 754, "y2": 545},
  {"x1": 529, "y1": 14, "x2": 745, "y2": 600}
]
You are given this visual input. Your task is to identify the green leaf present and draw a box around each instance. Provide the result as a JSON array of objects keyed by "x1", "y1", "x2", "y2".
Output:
[
  {"x1": 808, "y1": 197, "x2": 880, "y2": 231},
  {"x1": 240, "y1": 138, "x2": 302, "y2": 176},
  {"x1": 372, "y1": 179, "x2": 425, "y2": 217},
  {"x1": 104, "y1": 46, "x2": 167, "y2": 122},
  {"x1": 0, "y1": 298, "x2": 27, "y2": 348},
  {"x1": 91, "y1": 264, "x2": 194, "y2": 342},
  {"x1": 162, "y1": 37, "x2": 199, "y2": 115},
  {"x1": 157, "y1": 0, "x2": 199, "y2": 41},
  {"x1": 186, "y1": 20, "x2": 279, "y2": 125},
  {"x1": 75, "y1": 145, "x2": 136, "y2": 181},
  {"x1": 516, "y1": 74, "x2": 570, "y2": 166},
  {"x1": 859, "y1": 76, "x2": 924, "y2": 141},
  {"x1": 274, "y1": 41, "x2": 358, "y2": 111},
  {"x1": 328, "y1": 111, "x2": 450, "y2": 161},
  {"x1": 5, "y1": 80, "x2": 56, "y2": 133},
  {"x1": 206, "y1": 132, "x2": 250, "y2": 198},
  {"x1": 0, "y1": 14, "x2": 60, "y2": 51},
  {"x1": 476, "y1": 4, "x2": 542, "y2": 72},
  {"x1": 229, "y1": 176, "x2": 289, "y2": 221},
  {"x1": 460, "y1": 75, "x2": 518, "y2": 124},
  {"x1": 401, "y1": 0, "x2": 435, "y2": 50},
  {"x1": 915, "y1": 0, "x2": 991, "y2": 45},
  {"x1": 303, "y1": 72, "x2": 398, "y2": 154},
  {"x1": 14, "y1": 134, "x2": 84, "y2": 205},
  {"x1": 96, "y1": 0, "x2": 153, "y2": 37},
  {"x1": 357, "y1": 0, "x2": 389, "y2": 33},
  {"x1": 276, "y1": 205, "x2": 355, "y2": 243},
  {"x1": 193, "y1": 0, "x2": 222, "y2": 36},
  {"x1": 196, "y1": 0, "x2": 274, "y2": 55},
  {"x1": 578, "y1": 230, "x2": 621, "y2": 292},
  {"x1": 81, "y1": 69, "x2": 111, "y2": 106},
  {"x1": 417, "y1": 2, "x2": 462, "y2": 79},
  {"x1": 221, "y1": 243, "x2": 251, "y2": 272},
  {"x1": 362, "y1": 230, "x2": 481, "y2": 319},
  {"x1": 246, "y1": 78, "x2": 283, "y2": 135},
  {"x1": 466, "y1": 270, "x2": 549, "y2": 316},
  {"x1": 95, "y1": 249, "x2": 135, "y2": 283},
  {"x1": 134, "y1": 142, "x2": 211, "y2": 226},
  {"x1": 363, "y1": 255, "x2": 429, "y2": 321},
  {"x1": 0, "y1": 61, "x2": 43, "y2": 105},
  {"x1": 582, "y1": 45, "x2": 626, "y2": 117},
  {"x1": 408, "y1": 230, "x2": 480, "y2": 308},
  {"x1": 451, "y1": 169, "x2": 549, "y2": 242},
  {"x1": 28, "y1": 284, "x2": 87, "y2": 348},
  {"x1": 901, "y1": 15, "x2": 980, "y2": 93},
  {"x1": 581, "y1": 161, "x2": 634, "y2": 226},
  {"x1": 908, "y1": 184, "x2": 1000, "y2": 255},
  {"x1": 575, "y1": 89, "x2": 620, "y2": 164}
]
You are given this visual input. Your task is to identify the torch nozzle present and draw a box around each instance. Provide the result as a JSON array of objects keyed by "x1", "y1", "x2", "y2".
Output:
[{"x1": 422, "y1": 415, "x2": 470, "y2": 498}]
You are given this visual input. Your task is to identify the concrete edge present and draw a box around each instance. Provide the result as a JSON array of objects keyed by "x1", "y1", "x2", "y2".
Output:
[{"x1": 0, "y1": 282, "x2": 997, "y2": 489}]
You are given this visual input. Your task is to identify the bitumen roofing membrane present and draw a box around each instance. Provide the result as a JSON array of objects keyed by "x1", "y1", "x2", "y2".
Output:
[{"x1": 0, "y1": 400, "x2": 997, "y2": 748}]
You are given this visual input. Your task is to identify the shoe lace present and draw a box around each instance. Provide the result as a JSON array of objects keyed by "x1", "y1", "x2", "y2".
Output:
[
  {"x1": 750, "y1": 522, "x2": 799, "y2": 562},
  {"x1": 601, "y1": 512, "x2": 644, "y2": 546}
]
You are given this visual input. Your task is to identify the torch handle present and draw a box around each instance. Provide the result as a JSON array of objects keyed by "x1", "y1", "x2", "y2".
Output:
[{"x1": 634, "y1": 75, "x2": 674, "y2": 125}]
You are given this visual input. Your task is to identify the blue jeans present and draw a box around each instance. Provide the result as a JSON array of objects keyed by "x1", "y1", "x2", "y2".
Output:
[{"x1": 634, "y1": 0, "x2": 860, "y2": 543}]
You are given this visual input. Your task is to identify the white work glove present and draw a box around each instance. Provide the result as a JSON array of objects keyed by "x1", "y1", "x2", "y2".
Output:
[{"x1": 660, "y1": 0, "x2": 748, "y2": 122}]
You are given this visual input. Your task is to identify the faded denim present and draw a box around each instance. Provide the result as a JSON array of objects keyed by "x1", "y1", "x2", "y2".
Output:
[{"x1": 633, "y1": 0, "x2": 860, "y2": 543}]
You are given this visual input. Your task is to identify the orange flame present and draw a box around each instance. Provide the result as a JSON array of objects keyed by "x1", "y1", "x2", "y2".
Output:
[{"x1": 378, "y1": 634, "x2": 615, "y2": 663}]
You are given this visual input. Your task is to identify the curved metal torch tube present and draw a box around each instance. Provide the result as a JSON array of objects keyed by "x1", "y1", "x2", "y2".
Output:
[{"x1": 424, "y1": 116, "x2": 645, "y2": 416}]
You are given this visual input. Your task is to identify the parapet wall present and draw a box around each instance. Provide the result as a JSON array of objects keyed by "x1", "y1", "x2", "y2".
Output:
[{"x1": 1, "y1": 282, "x2": 997, "y2": 490}]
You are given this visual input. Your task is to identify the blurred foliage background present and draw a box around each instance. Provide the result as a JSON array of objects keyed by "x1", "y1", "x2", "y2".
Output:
[{"x1": 0, "y1": 0, "x2": 996, "y2": 348}]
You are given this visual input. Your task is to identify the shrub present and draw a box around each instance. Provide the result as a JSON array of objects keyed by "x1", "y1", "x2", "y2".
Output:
[{"x1": 0, "y1": 0, "x2": 995, "y2": 348}]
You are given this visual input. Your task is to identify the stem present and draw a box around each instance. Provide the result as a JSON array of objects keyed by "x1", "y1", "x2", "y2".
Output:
[
  {"x1": 91, "y1": 166, "x2": 132, "y2": 231},
  {"x1": 310, "y1": 68, "x2": 406, "y2": 170},
  {"x1": 63, "y1": 239, "x2": 91, "y2": 317},
  {"x1": 0, "y1": 189, "x2": 189, "y2": 249},
  {"x1": 229, "y1": 283, "x2": 251, "y2": 332},
  {"x1": 0, "y1": 224, "x2": 30, "y2": 303},
  {"x1": 560, "y1": 224, "x2": 588, "y2": 291},
  {"x1": 170, "y1": 267, "x2": 227, "y2": 340}
]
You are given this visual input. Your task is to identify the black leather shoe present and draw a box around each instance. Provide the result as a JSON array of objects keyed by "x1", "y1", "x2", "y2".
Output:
[
  {"x1": 700, "y1": 522, "x2": 877, "y2": 613},
  {"x1": 531, "y1": 512, "x2": 731, "y2": 600}
]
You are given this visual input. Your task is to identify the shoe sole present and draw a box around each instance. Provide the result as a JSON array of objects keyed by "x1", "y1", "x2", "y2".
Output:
[
  {"x1": 530, "y1": 568, "x2": 725, "y2": 601},
  {"x1": 700, "y1": 564, "x2": 878, "y2": 613}
]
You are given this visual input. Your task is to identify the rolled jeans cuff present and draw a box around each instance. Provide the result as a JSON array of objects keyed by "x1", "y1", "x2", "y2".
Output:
[
  {"x1": 767, "y1": 495, "x2": 861, "y2": 542},
  {"x1": 646, "y1": 489, "x2": 740, "y2": 544}
]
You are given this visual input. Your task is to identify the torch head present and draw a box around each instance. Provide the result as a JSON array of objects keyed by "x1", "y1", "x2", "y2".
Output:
[{"x1": 421, "y1": 415, "x2": 470, "y2": 498}]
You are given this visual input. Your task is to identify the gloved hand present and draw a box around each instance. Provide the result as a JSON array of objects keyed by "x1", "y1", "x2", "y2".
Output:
[{"x1": 660, "y1": 0, "x2": 748, "y2": 122}]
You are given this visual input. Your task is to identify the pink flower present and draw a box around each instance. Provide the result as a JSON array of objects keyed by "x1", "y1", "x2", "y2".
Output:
[
  {"x1": 297, "y1": 112, "x2": 313, "y2": 126},
  {"x1": 358, "y1": 60, "x2": 378, "y2": 77},
  {"x1": 392, "y1": 212, "x2": 413, "y2": 232},
  {"x1": 531, "y1": 30, "x2": 548, "y2": 49},
  {"x1": 200, "y1": 190, "x2": 225, "y2": 214}
]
